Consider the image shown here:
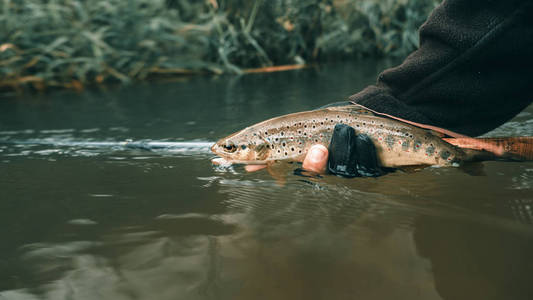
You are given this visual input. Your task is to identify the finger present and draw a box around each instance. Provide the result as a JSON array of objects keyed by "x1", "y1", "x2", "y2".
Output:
[
  {"x1": 245, "y1": 165, "x2": 267, "y2": 172},
  {"x1": 302, "y1": 144, "x2": 329, "y2": 173}
]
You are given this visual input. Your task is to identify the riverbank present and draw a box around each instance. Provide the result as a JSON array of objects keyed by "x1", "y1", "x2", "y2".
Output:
[{"x1": 0, "y1": 0, "x2": 437, "y2": 93}]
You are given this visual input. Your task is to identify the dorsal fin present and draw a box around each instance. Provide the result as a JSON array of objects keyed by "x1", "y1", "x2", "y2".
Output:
[
  {"x1": 316, "y1": 102, "x2": 376, "y2": 115},
  {"x1": 315, "y1": 101, "x2": 352, "y2": 110},
  {"x1": 350, "y1": 102, "x2": 468, "y2": 138}
]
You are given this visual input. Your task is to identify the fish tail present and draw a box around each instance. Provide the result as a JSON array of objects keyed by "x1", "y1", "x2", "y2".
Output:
[{"x1": 443, "y1": 137, "x2": 533, "y2": 161}]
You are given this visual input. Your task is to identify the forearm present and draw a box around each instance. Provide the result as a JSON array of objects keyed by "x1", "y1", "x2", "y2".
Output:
[{"x1": 349, "y1": 0, "x2": 533, "y2": 136}]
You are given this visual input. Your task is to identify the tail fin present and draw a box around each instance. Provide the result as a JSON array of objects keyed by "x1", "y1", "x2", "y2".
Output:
[{"x1": 443, "y1": 137, "x2": 533, "y2": 161}]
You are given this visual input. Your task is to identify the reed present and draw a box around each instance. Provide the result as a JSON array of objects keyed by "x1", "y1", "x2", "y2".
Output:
[{"x1": 0, "y1": 0, "x2": 438, "y2": 92}]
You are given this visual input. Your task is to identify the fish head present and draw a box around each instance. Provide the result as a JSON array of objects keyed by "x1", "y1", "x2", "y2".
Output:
[{"x1": 211, "y1": 128, "x2": 271, "y2": 164}]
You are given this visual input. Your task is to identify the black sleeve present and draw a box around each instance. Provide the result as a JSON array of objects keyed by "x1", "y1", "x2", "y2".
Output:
[{"x1": 349, "y1": 0, "x2": 533, "y2": 137}]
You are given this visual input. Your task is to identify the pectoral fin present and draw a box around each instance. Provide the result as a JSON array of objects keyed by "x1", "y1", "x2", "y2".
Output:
[{"x1": 266, "y1": 161, "x2": 291, "y2": 186}]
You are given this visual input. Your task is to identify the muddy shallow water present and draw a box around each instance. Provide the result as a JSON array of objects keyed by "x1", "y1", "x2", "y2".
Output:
[{"x1": 1, "y1": 61, "x2": 532, "y2": 300}]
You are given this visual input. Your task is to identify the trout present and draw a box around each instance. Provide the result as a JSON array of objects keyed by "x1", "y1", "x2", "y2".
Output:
[{"x1": 211, "y1": 105, "x2": 533, "y2": 168}]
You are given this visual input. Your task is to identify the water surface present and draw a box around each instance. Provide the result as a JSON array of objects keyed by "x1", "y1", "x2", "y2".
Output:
[{"x1": 1, "y1": 61, "x2": 532, "y2": 300}]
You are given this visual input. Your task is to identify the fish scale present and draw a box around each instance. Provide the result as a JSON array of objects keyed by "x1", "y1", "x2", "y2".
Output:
[{"x1": 212, "y1": 105, "x2": 467, "y2": 167}]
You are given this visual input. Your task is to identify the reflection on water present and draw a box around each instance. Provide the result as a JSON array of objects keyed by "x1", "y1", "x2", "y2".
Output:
[{"x1": 1, "y1": 61, "x2": 532, "y2": 300}]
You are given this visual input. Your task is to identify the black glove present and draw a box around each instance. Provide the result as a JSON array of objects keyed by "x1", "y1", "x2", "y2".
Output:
[{"x1": 327, "y1": 124, "x2": 388, "y2": 177}]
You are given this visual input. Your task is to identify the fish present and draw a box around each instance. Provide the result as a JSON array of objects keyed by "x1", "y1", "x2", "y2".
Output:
[{"x1": 211, "y1": 104, "x2": 533, "y2": 168}]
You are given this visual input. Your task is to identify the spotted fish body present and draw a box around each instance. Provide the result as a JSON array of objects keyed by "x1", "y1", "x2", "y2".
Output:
[{"x1": 211, "y1": 105, "x2": 467, "y2": 167}]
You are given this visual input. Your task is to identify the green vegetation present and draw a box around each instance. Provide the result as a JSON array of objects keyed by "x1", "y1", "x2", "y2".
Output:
[{"x1": 0, "y1": 0, "x2": 438, "y2": 92}]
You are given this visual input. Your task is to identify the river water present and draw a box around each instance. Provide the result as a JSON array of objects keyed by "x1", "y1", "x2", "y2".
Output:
[{"x1": 1, "y1": 61, "x2": 532, "y2": 300}]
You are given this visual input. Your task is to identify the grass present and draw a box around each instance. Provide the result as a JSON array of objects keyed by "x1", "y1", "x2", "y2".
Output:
[{"x1": 0, "y1": 0, "x2": 438, "y2": 92}]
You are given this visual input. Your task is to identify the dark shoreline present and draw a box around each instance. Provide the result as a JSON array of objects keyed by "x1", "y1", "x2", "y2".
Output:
[{"x1": 0, "y1": 0, "x2": 437, "y2": 94}]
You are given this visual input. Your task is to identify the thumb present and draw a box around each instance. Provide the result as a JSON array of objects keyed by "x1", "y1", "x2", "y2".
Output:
[{"x1": 302, "y1": 144, "x2": 329, "y2": 173}]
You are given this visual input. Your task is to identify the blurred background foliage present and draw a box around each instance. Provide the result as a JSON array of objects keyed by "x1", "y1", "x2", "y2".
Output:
[{"x1": 0, "y1": 0, "x2": 438, "y2": 92}]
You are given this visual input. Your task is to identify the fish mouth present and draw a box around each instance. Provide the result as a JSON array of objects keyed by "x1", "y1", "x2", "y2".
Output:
[
  {"x1": 219, "y1": 159, "x2": 271, "y2": 165},
  {"x1": 212, "y1": 155, "x2": 270, "y2": 165}
]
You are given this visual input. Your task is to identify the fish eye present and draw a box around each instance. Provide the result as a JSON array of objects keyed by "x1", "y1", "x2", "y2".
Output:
[
  {"x1": 223, "y1": 144, "x2": 237, "y2": 153},
  {"x1": 241, "y1": 145, "x2": 247, "y2": 150}
]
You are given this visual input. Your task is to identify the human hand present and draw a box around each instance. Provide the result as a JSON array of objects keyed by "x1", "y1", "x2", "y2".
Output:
[{"x1": 296, "y1": 124, "x2": 387, "y2": 177}]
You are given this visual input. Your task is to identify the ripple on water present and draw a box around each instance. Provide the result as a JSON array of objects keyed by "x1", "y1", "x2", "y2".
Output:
[
  {"x1": 80, "y1": 128, "x2": 101, "y2": 133},
  {"x1": 155, "y1": 213, "x2": 211, "y2": 220},
  {"x1": 39, "y1": 129, "x2": 76, "y2": 134},
  {"x1": 20, "y1": 241, "x2": 101, "y2": 260},
  {"x1": 0, "y1": 129, "x2": 35, "y2": 135},
  {"x1": 204, "y1": 164, "x2": 533, "y2": 244},
  {"x1": 67, "y1": 219, "x2": 98, "y2": 225},
  {"x1": 510, "y1": 168, "x2": 533, "y2": 190},
  {"x1": 484, "y1": 118, "x2": 533, "y2": 136},
  {"x1": 204, "y1": 173, "x2": 400, "y2": 235},
  {"x1": 0, "y1": 138, "x2": 214, "y2": 159}
]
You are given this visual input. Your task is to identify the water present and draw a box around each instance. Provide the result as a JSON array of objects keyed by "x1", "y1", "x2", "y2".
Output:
[{"x1": 1, "y1": 61, "x2": 532, "y2": 300}]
